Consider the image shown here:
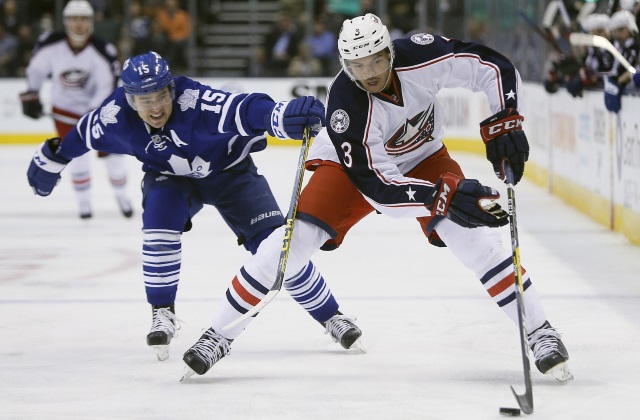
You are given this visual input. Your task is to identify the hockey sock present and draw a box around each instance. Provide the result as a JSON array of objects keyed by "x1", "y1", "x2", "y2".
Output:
[
  {"x1": 477, "y1": 256, "x2": 546, "y2": 331},
  {"x1": 103, "y1": 154, "x2": 128, "y2": 190},
  {"x1": 142, "y1": 229, "x2": 181, "y2": 306},
  {"x1": 210, "y1": 265, "x2": 270, "y2": 339},
  {"x1": 284, "y1": 261, "x2": 338, "y2": 323},
  {"x1": 434, "y1": 219, "x2": 547, "y2": 332}
]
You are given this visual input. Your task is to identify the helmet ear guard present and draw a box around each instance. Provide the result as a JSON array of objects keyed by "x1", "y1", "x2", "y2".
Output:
[{"x1": 121, "y1": 51, "x2": 175, "y2": 110}]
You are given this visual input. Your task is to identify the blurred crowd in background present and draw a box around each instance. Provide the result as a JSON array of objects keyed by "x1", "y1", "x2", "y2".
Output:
[{"x1": 1, "y1": 0, "x2": 639, "y2": 93}]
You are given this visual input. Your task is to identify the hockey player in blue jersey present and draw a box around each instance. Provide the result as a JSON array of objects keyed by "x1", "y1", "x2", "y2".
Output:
[
  {"x1": 179, "y1": 14, "x2": 573, "y2": 383},
  {"x1": 26, "y1": 51, "x2": 363, "y2": 362}
]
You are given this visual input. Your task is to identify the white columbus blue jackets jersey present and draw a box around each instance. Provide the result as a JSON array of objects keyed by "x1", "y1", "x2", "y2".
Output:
[
  {"x1": 310, "y1": 33, "x2": 522, "y2": 218},
  {"x1": 26, "y1": 32, "x2": 120, "y2": 115},
  {"x1": 58, "y1": 76, "x2": 275, "y2": 177}
]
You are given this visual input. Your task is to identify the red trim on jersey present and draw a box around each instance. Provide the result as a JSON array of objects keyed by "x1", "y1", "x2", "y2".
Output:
[
  {"x1": 362, "y1": 95, "x2": 434, "y2": 191},
  {"x1": 232, "y1": 276, "x2": 260, "y2": 306},
  {"x1": 396, "y1": 52, "x2": 505, "y2": 109}
]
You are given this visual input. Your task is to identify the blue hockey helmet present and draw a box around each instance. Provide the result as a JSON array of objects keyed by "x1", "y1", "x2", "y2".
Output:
[{"x1": 121, "y1": 51, "x2": 174, "y2": 109}]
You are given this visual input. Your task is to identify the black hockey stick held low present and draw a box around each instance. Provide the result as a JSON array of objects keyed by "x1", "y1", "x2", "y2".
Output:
[
  {"x1": 223, "y1": 126, "x2": 312, "y2": 331},
  {"x1": 505, "y1": 165, "x2": 534, "y2": 414}
]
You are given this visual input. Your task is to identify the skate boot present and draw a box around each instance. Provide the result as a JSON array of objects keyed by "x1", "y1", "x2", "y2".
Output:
[
  {"x1": 79, "y1": 200, "x2": 92, "y2": 219},
  {"x1": 528, "y1": 321, "x2": 573, "y2": 383},
  {"x1": 117, "y1": 196, "x2": 133, "y2": 218},
  {"x1": 181, "y1": 328, "x2": 232, "y2": 381},
  {"x1": 323, "y1": 311, "x2": 365, "y2": 352},
  {"x1": 147, "y1": 304, "x2": 181, "y2": 361}
]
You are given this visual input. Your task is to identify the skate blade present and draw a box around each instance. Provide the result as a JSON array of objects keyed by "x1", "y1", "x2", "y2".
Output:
[
  {"x1": 549, "y1": 361, "x2": 574, "y2": 383},
  {"x1": 151, "y1": 345, "x2": 170, "y2": 361},
  {"x1": 180, "y1": 365, "x2": 197, "y2": 382},
  {"x1": 348, "y1": 339, "x2": 367, "y2": 354}
]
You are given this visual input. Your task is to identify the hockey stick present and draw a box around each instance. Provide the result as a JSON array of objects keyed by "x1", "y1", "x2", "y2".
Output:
[
  {"x1": 569, "y1": 33, "x2": 637, "y2": 74},
  {"x1": 518, "y1": 10, "x2": 567, "y2": 54},
  {"x1": 505, "y1": 165, "x2": 534, "y2": 415},
  {"x1": 222, "y1": 126, "x2": 312, "y2": 331}
]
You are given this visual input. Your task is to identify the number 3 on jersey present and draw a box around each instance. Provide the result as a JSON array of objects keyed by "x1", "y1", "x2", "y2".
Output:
[{"x1": 341, "y1": 142, "x2": 352, "y2": 167}]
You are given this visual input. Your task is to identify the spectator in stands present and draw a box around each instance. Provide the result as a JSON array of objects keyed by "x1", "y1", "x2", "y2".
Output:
[
  {"x1": 156, "y1": 0, "x2": 191, "y2": 73},
  {"x1": 127, "y1": 0, "x2": 153, "y2": 56},
  {"x1": 93, "y1": 8, "x2": 121, "y2": 45},
  {"x1": 0, "y1": 22, "x2": 18, "y2": 76},
  {"x1": 11, "y1": 23, "x2": 35, "y2": 77},
  {"x1": 287, "y1": 40, "x2": 323, "y2": 76},
  {"x1": 2, "y1": 0, "x2": 20, "y2": 36},
  {"x1": 306, "y1": 18, "x2": 337, "y2": 76},
  {"x1": 259, "y1": 12, "x2": 300, "y2": 77}
]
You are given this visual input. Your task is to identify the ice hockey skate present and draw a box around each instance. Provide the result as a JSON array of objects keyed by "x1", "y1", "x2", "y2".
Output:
[
  {"x1": 529, "y1": 321, "x2": 573, "y2": 383},
  {"x1": 147, "y1": 305, "x2": 181, "y2": 361},
  {"x1": 79, "y1": 200, "x2": 92, "y2": 219},
  {"x1": 181, "y1": 328, "x2": 232, "y2": 381},
  {"x1": 323, "y1": 312, "x2": 365, "y2": 352},
  {"x1": 117, "y1": 195, "x2": 133, "y2": 218}
]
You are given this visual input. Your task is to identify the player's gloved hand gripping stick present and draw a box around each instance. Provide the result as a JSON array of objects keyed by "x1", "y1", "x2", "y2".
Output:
[{"x1": 223, "y1": 126, "x2": 313, "y2": 331}]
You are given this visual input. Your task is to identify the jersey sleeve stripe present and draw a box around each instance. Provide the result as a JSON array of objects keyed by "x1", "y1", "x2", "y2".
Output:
[
  {"x1": 234, "y1": 95, "x2": 251, "y2": 136},
  {"x1": 218, "y1": 92, "x2": 240, "y2": 134}
]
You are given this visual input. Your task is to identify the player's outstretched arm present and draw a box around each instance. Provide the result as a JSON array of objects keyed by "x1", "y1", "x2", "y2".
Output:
[
  {"x1": 264, "y1": 96, "x2": 325, "y2": 140},
  {"x1": 480, "y1": 108, "x2": 530, "y2": 185},
  {"x1": 425, "y1": 172, "x2": 508, "y2": 228},
  {"x1": 27, "y1": 138, "x2": 71, "y2": 196}
]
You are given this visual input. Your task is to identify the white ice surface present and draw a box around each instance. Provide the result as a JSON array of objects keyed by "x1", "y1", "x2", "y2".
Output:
[{"x1": 1, "y1": 145, "x2": 639, "y2": 419}]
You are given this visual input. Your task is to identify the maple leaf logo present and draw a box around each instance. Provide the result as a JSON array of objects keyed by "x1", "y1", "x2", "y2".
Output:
[
  {"x1": 100, "y1": 100, "x2": 120, "y2": 125},
  {"x1": 178, "y1": 89, "x2": 199, "y2": 111}
]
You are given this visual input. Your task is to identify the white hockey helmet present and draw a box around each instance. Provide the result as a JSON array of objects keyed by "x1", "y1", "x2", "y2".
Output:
[
  {"x1": 620, "y1": 0, "x2": 639, "y2": 12},
  {"x1": 338, "y1": 14, "x2": 395, "y2": 91},
  {"x1": 580, "y1": 13, "x2": 610, "y2": 32},
  {"x1": 63, "y1": 0, "x2": 94, "y2": 18},
  {"x1": 63, "y1": 0, "x2": 94, "y2": 43},
  {"x1": 608, "y1": 10, "x2": 638, "y2": 33}
]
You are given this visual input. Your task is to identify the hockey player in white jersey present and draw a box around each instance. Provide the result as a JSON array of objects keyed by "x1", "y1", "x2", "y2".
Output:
[
  {"x1": 181, "y1": 14, "x2": 573, "y2": 384},
  {"x1": 20, "y1": 0, "x2": 132, "y2": 219},
  {"x1": 603, "y1": 10, "x2": 640, "y2": 112},
  {"x1": 26, "y1": 50, "x2": 363, "y2": 363}
]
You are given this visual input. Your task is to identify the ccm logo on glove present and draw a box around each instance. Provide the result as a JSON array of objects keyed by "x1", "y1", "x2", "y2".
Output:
[
  {"x1": 433, "y1": 176, "x2": 458, "y2": 216},
  {"x1": 480, "y1": 113, "x2": 524, "y2": 141}
]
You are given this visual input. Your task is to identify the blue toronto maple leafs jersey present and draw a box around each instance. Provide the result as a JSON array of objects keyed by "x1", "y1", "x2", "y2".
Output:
[{"x1": 58, "y1": 76, "x2": 275, "y2": 178}]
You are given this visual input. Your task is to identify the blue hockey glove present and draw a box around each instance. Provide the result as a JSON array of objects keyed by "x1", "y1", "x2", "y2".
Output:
[
  {"x1": 480, "y1": 109, "x2": 530, "y2": 186},
  {"x1": 27, "y1": 138, "x2": 70, "y2": 196},
  {"x1": 633, "y1": 72, "x2": 640, "y2": 88},
  {"x1": 604, "y1": 77, "x2": 621, "y2": 113},
  {"x1": 265, "y1": 96, "x2": 325, "y2": 140},
  {"x1": 19, "y1": 91, "x2": 43, "y2": 119},
  {"x1": 425, "y1": 173, "x2": 508, "y2": 229}
]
